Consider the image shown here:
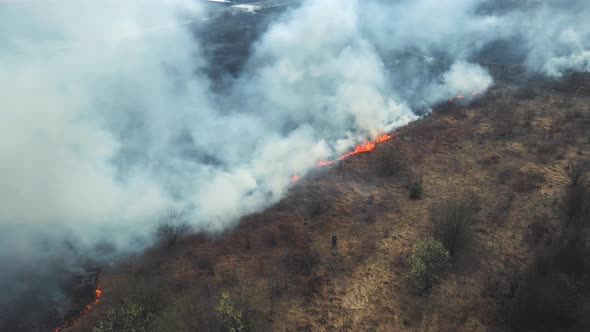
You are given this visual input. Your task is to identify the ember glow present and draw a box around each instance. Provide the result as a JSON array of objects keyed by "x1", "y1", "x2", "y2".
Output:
[
  {"x1": 316, "y1": 160, "x2": 336, "y2": 167},
  {"x1": 54, "y1": 281, "x2": 102, "y2": 332},
  {"x1": 450, "y1": 91, "x2": 478, "y2": 103}
]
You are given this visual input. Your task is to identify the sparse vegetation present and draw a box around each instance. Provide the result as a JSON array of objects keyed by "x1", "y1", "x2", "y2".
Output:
[
  {"x1": 510, "y1": 263, "x2": 574, "y2": 331},
  {"x1": 72, "y1": 79, "x2": 590, "y2": 332},
  {"x1": 377, "y1": 148, "x2": 406, "y2": 176},
  {"x1": 198, "y1": 256, "x2": 215, "y2": 275},
  {"x1": 510, "y1": 225, "x2": 590, "y2": 331},
  {"x1": 306, "y1": 197, "x2": 328, "y2": 218},
  {"x1": 509, "y1": 164, "x2": 590, "y2": 331},
  {"x1": 528, "y1": 216, "x2": 550, "y2": 246},
  {"x1": 515, "y1": 87, "x2": 537, "y2": 100},
  {"x1": 431, "y1": 199, "x2": 474, "y2": 257},
  {"x1": 512, "y1": 171, "x2": 545, "y2": 193},
  {"x1": 566, "y1": 160, "x2": 586, "y2": 186},
  {"x1": 216, "y1": 291, "x2": 246, "y2": 332},
  {"x1": 522, "y1": 109, "x2": 536, "y2": 127},
  {"x1": 498, "y1": 168, "x2": 545, "y2": 193},
  {"x1": 157, "y1": 222, "x2": 190, "y2": 247},
  {"x1": 150, "y1": 287, "x2": 220, "y2": 332},
  {"x1": 564, "y1": 183, "x2": 589, "y2": 225},
  {"x1": 407, "y1": 238, "x2": 451, "y2": 290},
  {"x1": 491, "y1": 98, "x2": 518, "y2": 137},
  {"x1": 93, "y1": 298, "x2": 153, "y2": 332},
  {"x1": 156, "y1": 210, "x2": 191, "y2": 247},
  {"x1": 409, "y1": 180, "x2": 424, "y2": 200}
]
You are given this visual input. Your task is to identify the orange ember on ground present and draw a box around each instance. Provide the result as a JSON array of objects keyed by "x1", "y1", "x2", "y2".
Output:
[
  {"x1": 54, "y1": 281, "x2": 102, "y2": 332},
  {"x1": 290, "y1": 173, "x2": 300, "y2": 183}
]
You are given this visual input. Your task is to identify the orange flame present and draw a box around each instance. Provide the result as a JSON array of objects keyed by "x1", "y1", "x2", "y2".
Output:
[
  {"x1": 316, "y1": 160, "x2": 335, "y2": 167},
  {"x1": 451, "y1": 91, "x2": 479, "y2": 103},
  {"x1": 337, "y1": 133, "x2": 391, "y2": 160},
  {"x1": 289, "y1": 133, "x2": 393, "y2": 183},
  {"x1": 54, "y1": 280, "x2": 102, "y2": 332},
  {"x1": 338, "y1": 140, "x2": 376, "y2": 160}
]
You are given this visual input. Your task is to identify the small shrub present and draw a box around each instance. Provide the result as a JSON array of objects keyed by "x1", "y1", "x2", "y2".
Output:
[
  {"x1": 564, "y1": 184, "x2": 589, "y2": 225},
  {"x1": 157, "y1": 222, "x2": 190, "y2": 247},
  {"x1": 522, "y1": 110, "x2": 536, "y2": 127},
  {"x1": 278, "y1": 223, "x2": 297, "y2": 245},
  {"x1": 407, "y1": 239, "x2": 451, "y2": 290},
  {"x1": 409, "y1": 180, "x2": 424, "y2": 200},
  {"x1": 216, "y1": 291, "x2": 245, "y2": 332},
  {"x1": 263, "y1": 228, "x2": 279, "y2": 247},
  {"x1": 510, "y1": 273, "x2": 574, "y2": 331},
  {"x1": 515, "y1": 87, "x2": 537, "y2": 100},
  {"x1": 197, "y1": 256, "x2": 215, "y2": 276},
  {"x1": 491, "y1": 99, "x2": 518, "y2": 137},
  {"x1": 431, "y1": 200, "x2": 474, "y2": 257},
  {"x1": 306, "y1": 198, "x2": 328, "y2": 218},
  {"x1": 480, "y1": 154, "x2": 500, "y2": 165},
  {"x1": 566, "y1": 161, "x2": 585, "y2": 186},
  {"x1": 377, "y1": 149, "x2": 406, "y2": 176},
  {"x1": 270, "y1": 269, "x2": 288, "y2": 298},
  {"x1": 528, "y1": 217, "x2": 549, "y2": 246},
  {"x1": 512, "y1": 171, "x2": 545, "y2": 193},
  {"x1": 364, "y1": 208, "x2": 377, "y2": 223},
  {"x1": 498, "y1": 169, "x2": 512, "y2": 184},
  {"x1": 564, "y1": 109, "x2": 582, "y2": 122},
  {"x1": 549, "y1": 113, "x2": 566, "y2": 135},
  {"x1": 93, "y1": 298, "x2": 153, "y2": 332},
  {"x1": 535, "y1": 142, "x2": 558, "y2": 156},
  {"x1": 156, "y1": 210, "x2": 190, "y2": 247}
]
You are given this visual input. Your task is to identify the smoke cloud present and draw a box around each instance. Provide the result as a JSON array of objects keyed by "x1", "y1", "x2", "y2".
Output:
[{"x1": 1, "y1": 0, "x2": 589, "y2": 328}]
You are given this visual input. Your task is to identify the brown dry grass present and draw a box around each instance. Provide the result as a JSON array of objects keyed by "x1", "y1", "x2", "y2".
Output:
[{"x1": 71, "y1": 77, "x2": 590, "y2": 332}]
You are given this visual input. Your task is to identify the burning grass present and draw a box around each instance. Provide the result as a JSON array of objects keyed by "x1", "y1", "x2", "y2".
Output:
[{"x1": 70, "y1": 79, "x2": 590, "y2": 331}]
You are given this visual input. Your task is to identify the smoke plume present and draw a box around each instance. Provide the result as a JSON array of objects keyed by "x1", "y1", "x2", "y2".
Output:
[{"x1": 1, "y1": 0, "x2": 589, "y2": 328}]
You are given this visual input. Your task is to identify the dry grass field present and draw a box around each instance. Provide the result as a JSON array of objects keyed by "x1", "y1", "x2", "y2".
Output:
[{"x1": 70, "y1": 74, "x2": 590, "y2": 331}]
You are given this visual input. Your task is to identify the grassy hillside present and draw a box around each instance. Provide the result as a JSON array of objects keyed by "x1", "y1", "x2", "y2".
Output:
[{"x1": 71, "y1": 76, "x2": 590, "y2": 331}]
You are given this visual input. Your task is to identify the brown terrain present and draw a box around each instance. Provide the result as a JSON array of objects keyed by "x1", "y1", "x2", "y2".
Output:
[{"x1": 70, "y1": 73, "x2": 590, "y2": 331}]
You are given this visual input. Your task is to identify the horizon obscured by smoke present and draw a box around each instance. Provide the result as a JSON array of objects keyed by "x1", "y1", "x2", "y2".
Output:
[{"x1": 1, "y1": 0, "x2": 590, "y2": 328}]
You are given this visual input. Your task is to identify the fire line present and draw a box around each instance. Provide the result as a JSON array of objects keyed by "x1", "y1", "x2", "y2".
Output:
[
  {"x1": 54, "y1": 280, "x2": 102, "y2": 332},
  {"x1": 290, "y1": 132, "x2": 393, "y2": 183}
]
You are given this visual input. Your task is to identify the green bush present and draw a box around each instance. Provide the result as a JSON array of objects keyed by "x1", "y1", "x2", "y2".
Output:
[
  {"x1": 409, "y1": 181, "x2": 424, "y2": 200},
  {"x1": 216, "y1": 291, "x2": 245, "y2": 332},
  {"x1": 93, "y1": 298, "x2": 153, "y2": 332},
  {"x1": 407, "y1": 239, "x2": 451, "y2": 290}
]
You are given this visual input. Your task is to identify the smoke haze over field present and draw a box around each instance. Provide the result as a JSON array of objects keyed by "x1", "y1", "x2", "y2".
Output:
[{"x1": 1, "y1": 0, "x2": 590, "y2": 328}]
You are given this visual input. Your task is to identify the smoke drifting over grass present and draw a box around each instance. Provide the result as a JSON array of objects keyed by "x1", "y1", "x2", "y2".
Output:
[{"x1": 1, "y1": 0, "x2": 590, "y2": 328}]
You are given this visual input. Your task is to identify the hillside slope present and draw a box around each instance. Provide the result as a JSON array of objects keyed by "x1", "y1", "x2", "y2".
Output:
[{"x1": 71, "y1": 76, "x2": 590, "y2": 331}]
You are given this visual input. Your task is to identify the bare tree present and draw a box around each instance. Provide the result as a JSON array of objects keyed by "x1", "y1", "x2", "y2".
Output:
[
  {"x1": 431, "y1": 199, "x2": 474, "y2": 257},
  {"x1": 156, "y1": 210, "x2": 191, "y2": 247},
  {"x1": 376, "y1": 149, "x2": 406, "y2": 176}
]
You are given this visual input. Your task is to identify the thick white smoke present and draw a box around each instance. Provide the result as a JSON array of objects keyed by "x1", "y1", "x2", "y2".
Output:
[{"x1": 1, "y1": 0, "x2": 590, "y2": 323}]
